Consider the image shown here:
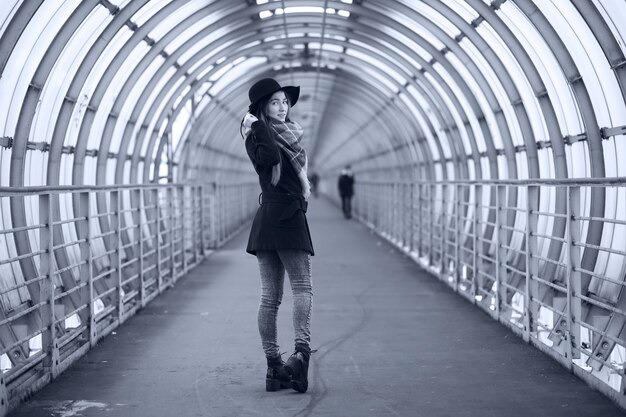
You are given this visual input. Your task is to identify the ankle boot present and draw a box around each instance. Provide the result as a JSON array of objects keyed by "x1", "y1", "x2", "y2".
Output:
[
  {"x1": 285, "y1": 345, "x2": 310, "y2": 393},
  {"x1": 266, "y1": 356, "x2": 290, "y2": 392}
]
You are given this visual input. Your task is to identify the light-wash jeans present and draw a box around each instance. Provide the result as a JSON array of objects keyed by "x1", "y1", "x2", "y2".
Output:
[{"x1": 256, "y1": 249, "x2": 312, "y2": 359}]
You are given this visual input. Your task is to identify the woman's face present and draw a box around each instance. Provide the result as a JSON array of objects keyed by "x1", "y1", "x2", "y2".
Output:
[{"x1": 265, "y1": 91, "x2": 289, "y2": 122}]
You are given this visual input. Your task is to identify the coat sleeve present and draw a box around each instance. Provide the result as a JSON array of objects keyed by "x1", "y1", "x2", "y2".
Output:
[{"x1": 246, "y1": 121, "x2": 280, "y2": 167}]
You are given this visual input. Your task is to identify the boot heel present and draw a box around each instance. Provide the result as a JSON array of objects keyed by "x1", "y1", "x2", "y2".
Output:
[{"x1": 266, "y1": 378, "x2": 282, "y2": 392}]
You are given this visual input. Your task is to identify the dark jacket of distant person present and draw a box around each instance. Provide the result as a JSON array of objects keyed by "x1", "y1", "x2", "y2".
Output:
[{"x1": 338, "y1": 170, "x2": 355, "y2": 197}]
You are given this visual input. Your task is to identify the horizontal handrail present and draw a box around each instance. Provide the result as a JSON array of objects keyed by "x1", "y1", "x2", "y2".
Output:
[
  {"x1": 0, "y1": 181, "x2": 258, "y2": 196},
  {"x1": 357, "y1": 176, "x2": 626, "y2": 186}
]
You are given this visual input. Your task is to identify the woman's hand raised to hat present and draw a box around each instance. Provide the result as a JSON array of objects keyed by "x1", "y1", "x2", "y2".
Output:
[{"x1": 243, "y1": 112, "x2": 258, "y2": 129}]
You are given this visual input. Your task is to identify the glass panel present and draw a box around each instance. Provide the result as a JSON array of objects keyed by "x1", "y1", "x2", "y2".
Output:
[
  {"x1": 173, "y1": 85, "x2": 191, "y2": 109},
  {"x1": 616, "y1": 136, "x2": 626, "y2": 177},
  {"x1": 363, "y1": 5, "x2": 445, "y2": 51},
  {"x1": 83, "y1": 149, "x2": 97, "y2": 185},
  {"x1": 24, "y1": 150, "x2": 47, "y2": 187},
  {"x1": 205, "y1": 56, "x2": 266, "y2": 96},
  {"x1": 130, "y1": 0, "x2": 170, "y2": 26},
  {"x1": 0, "y1": 151, "x2": 9, "y2": 187},
  {"x1": 30, "y1": 6, "x2": 114, "y2": 157},
  {"x1": 0, "y1": 0, "x2": 81, "y2": 137},
  {"x1": 400, "y1": 0, "x2": 462, "y2": 39},
  {"x1": 416, "y1": 78, "x2": 452, "y2": 159},
  {"x1": 426, "y1": 68, "x2": 472, "y2": 155},
  {"x1": 500, "y1": 2, "x2": 582, "y2": 136},
  {"x1": 472, "y1": 25, "x2": 548, "y2": 149},
  {"x1": 515, "y1": 152, "x2": 529, "y2": 180},
  {"x1": 172, "y1": 100, "x2": 191, "y2": 152},
  {"x1": 117, "y1": 56, "x2": 165, "y2": 156},
  {"x1": 435, "y1": 58, "x2": 487, "y2": 158},
  {"x1": 138, "y1": 66, "x2": 178, "y2": 158},
  {"x1": 405, "y1": 86, "x2": 440, "y2": 162},
  {"x1": 177, "y1": 27, "x2": 232, "y2": 67},
  {"x1": 195, "y1": 63, "x2": 215, "y2": 81},
  {"x1": 88, "y1": 42, "x2": 152, "y2": 153},
  {"x1": 343, "y1": 38, "x2": 413, "y2": 78},
  {"x1": 77, "y1": 26, "x2": 133, "y2": 150},
  {"x1": 59, "y1": 154, "x2": 73, "y2": 186},
  {"x1": 350, "y1": 20, "x2": 433, "y2": 62},
  {"x1": 109, "y1": 0, "x2": 135, "y2": 7},
  {"x1": 536, "y1": 2, "x2": 625, "y2": 181},
  {"x1": 0, "y1": 0, "x2": 23, "y2": 37},
  {"x1": 440, "y1": 0, "x2": 479, "y2": 24},
  {"x1": 593, "y1": 0, "x2": 626, "y2": 53},
  {"x1": 538, "y1": 1, "x2": 626, "y2": 177},
  {"x1": 445, "y1": 52, "x2": 490, "y2": 153},
  {"x1": 345, "y1": 48, "x2": 405, "y2": 86},
  {"x1": 346, "y1": 49, "x2": 399, "y2": 94},
  {"x1": 373, "y1": 36, "x2": 425, "y2": 72}
]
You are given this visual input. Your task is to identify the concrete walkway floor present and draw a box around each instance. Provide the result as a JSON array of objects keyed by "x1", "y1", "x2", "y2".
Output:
[{"x1": 10, "y1": 197, "x2": 626, "y2": 417}]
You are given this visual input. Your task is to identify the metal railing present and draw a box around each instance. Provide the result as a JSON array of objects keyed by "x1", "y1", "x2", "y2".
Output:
[
  {"x1": 350, "y1": 177, "x2": 626, "y2": 410},
  {"x1": 0, "y1": 181, "x2": 257, "y2": 415}
]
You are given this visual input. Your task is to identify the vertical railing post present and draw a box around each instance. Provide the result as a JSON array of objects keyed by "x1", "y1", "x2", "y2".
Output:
[
  {"x1": 415, "y1": 182, "x2": 421, "y2": 257},
  {"x1": 494, "y1": 184, "x2": 504, "y2": 318},
  {"x1": 110, "y1": 190, "x2": 123, "y2": 323},
  {"x1": 155, "y1": 188, "x2": 163, "y2": 291},
  {"x1": 399, "y1": 181, "x2": 404, "y2": 242},
  {"x1": 77, "y1": 192, "x2": 92, "y2": 348},
  {"x1": 193, "y1": 185, "x2": 200, "y2": 261},
  {"x1": 391, "y1": 182, "x2": 396, "y2": 239},
  {"x1": 428, "y1": 183, "x2": 434, "y2": 266},
  {"x1": 216, "y1": 184, "x2": 222, "y2": 244},
  {"x1": 399, "y1": 182, "x2": 404, "y2": 244},
  {"x1": 134, "y1": 189, "x2": 145, "y2": 307},
  {"x1": 391, "y1": 182, "x2": 397, "y2": 242},
  {"x1": 199, "y1": 185, "x2": 206, "y2": 255},
  {"x1": 472, "y1": 184, "x2": 479, "y2": 301},
  {"x1": 377, "y1": 183, "x2": 381, "y2": 232},
  {"x1": 38, "y1": 193, "x2": 57, "y2": 378},
  {"x1": 399, "y1": 182, "x2": 403, "y2": 246},
  {"x1": 368, "y1": 182, "x2": 372, "y2": 226},
  {"x1": 409, "y1": 182, "x2": 415, "y2": 253},
  {"x1": 524, "y1": 185, "x2": 539, "y2": 343},
  {"x1": 168, "y1": 186, "x2": 175, "y2": 284},
  {"x1": 388, "y1": 182, "x2": 393, "y2": 238},
  {"x1": 454, "y1": 183, "x2": 461, "y2": 291},
  {"x1": 180, "y1": 185, "x2": 187, "y2": 278},
  {"x1": 199, "y1": 185, "x2": 204, "y2": 256},
  {"x1": 439, "y1": 184, "x2": 449, "y2": 278},
  {"x1": 405, "y1": 182, "x2": 411, "y2": 250},
  {"x1": 566, "y1": 185, "x2": 582, "y2": 368}
]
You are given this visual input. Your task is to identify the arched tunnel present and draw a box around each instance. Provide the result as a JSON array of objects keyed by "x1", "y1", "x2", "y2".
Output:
[{"x1": 1, "y1": 1, "x2": 626, "y2": 415}]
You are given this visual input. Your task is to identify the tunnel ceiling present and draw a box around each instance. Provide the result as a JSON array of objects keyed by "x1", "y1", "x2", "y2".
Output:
[{"x1": 1, "y1": 0, "x2": 626, "y2": 186}]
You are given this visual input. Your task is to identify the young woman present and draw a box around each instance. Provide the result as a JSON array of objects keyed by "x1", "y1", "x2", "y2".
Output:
[{"x1": 241, "y1": 78, "x2": 314, "y2": 393}]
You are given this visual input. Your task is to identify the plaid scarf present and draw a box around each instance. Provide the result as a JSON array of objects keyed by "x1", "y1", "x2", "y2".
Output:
[{"x1": 270, "y1": 120, "x2": 310, "y2": 199}]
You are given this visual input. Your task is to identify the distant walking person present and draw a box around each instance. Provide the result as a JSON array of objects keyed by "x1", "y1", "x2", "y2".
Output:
[
  {"x1": 338, "y1": 165, "x2": 355, "y2": 219},
  {"x1": 240, "y1": 78, "x2": 314, "y2": 393}
]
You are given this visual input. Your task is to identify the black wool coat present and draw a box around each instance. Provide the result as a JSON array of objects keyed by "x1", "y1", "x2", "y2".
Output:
[{"x1": 244, "y1": 120, "x2": 314, "y2": 256}]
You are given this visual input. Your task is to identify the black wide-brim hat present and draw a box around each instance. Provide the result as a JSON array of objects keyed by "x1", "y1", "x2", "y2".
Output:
[{"x1": 248, "y1": 78, "x2": 300, "y2": 116}]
